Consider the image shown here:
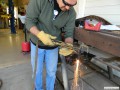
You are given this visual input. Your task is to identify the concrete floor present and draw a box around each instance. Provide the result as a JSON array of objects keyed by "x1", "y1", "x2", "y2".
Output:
[
  {"x1": 0, "y1": 29, "x2": 30, "y2": 68},
  {"x1": 0, "y1": 29, "x2": 32, "y2": 90},
  {"x1": 0, "y1": 29, "x2": 119, "y2": 90},
  {"x1": 0, "y1": 29, "x2": 63, "y2": 90}
]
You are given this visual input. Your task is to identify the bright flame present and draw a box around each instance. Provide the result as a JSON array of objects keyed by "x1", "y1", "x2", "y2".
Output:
[
  {"x1": 76, "y1": 59, "x2": 79, "y2": 69},
  {"x1": 73, "y1": 59, "x2": 80, "y2": 86},
  {"x1": 71, "y1": 59, "x2": 84, "y2": 90}
]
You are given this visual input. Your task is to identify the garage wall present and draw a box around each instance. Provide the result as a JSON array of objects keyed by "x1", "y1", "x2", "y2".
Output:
[
  {"x1": 84, "y1": 0, "x2": 120, "y2": 25},
  {"x1": 74, "y1": 0, "x2": 86, "y2": 19}
]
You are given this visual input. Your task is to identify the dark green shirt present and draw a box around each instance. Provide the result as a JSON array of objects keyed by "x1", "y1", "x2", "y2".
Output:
[{"x1": 25, "y1": 0, "x2": 76, "y2": 46}]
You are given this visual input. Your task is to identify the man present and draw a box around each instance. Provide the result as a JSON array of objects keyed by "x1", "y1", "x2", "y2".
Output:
[
  {"x1": 18, "y1": 12, "x2": 26, "y2": 32},
  {"x1": 25, "y1": 0, "x2": 77, "y2": 90}
]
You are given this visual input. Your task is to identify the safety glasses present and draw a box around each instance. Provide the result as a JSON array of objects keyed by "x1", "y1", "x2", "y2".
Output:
[{"x1": 62, "y1": 0, "x2": 77, "y2": 7}]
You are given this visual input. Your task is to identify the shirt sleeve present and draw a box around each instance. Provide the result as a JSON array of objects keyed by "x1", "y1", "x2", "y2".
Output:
[
  {"x1": 63, "y1": 8, "x2": 76, "y2": 39},
  {"x1": 25, "y1": 0, "x2": 41, "y2": 31}
]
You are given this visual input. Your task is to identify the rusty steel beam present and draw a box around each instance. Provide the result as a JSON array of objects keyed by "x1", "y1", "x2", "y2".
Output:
[{"x1": 74, "y1": 28, "x2": 120, "y2": 57}]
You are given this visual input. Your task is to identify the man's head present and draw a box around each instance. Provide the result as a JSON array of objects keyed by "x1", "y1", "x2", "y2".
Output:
[{"x1": 57, "y1": 0, "x2": 77, "y2": 11}]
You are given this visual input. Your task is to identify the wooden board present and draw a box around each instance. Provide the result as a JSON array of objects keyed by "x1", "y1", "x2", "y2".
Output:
[{"x1": 74, "y1": 27, "x2": 120, "y2": 57}]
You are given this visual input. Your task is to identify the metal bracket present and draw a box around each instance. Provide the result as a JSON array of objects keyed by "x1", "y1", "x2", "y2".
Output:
[{"x1": 0, "y1": 79, "x2": 2, "y2": 89}]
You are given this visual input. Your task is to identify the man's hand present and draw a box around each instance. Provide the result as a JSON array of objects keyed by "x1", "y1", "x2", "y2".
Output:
[
  {"x1": 37, "y1": 31, "x2": 56, "y2": 46},
  {"x1": 59, "y1": 43, "x2": 74, "y2": 56}
]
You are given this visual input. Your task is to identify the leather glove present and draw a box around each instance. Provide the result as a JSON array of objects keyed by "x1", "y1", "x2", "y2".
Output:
[
  {"x1": 59, "y1": 43, "x2": 74, "y2": 56},
  {"x1": 37, "y1": 31, "x2": 56, "y2": 46}
]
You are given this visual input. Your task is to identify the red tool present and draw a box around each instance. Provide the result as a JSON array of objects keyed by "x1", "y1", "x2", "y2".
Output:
[
  {"x1": 21, "y1": 27, "x2": 30, "y2": 53},
  {"x1": 22, "y1": 42, "x2": 30, "y2": 52},
  {"x1": 84, "y1": 21, "x2": 102, "y2": 31}
]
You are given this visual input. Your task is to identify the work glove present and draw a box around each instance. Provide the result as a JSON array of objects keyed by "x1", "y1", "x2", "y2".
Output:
[
  {"x1": 59, "y1": 43, "x2": 74, "y2": 56},
  {"x1": 37, "y1": 31, "x2": 56, "y2": 46}
]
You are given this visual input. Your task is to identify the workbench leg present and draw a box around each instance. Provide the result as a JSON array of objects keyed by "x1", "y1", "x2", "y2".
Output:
[
  {"x1": 107, "y1": 66, "x2": 113, "y2": 80},
  {"x1": 60, "y1": 55, "x2": 69, "y2": 90},
  {"x1": 0, "y1": 79, "x2": 2, "y2": 89}
]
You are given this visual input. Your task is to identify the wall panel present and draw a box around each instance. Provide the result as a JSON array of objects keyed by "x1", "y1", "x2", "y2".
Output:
[{"x1": 84, "y1": 0, "x2": 120, "y2": 25}]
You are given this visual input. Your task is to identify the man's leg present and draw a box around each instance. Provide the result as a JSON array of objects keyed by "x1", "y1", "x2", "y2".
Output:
[
  {"x1": 31, "y1": 42, "x2": 45, "y2": 90},
  {"x1": 45, "y1": 48, "x2": 58, "y2": 90}
]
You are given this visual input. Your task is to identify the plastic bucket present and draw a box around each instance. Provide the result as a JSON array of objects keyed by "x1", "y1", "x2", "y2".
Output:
[{"x1": 22, "y1": 42, "x2": 30, "y2": 52}]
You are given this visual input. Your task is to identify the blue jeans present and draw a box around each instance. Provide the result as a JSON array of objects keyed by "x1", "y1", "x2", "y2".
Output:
[{"x1": 31, "y1": 42, "x2": 58, "y2": 90}]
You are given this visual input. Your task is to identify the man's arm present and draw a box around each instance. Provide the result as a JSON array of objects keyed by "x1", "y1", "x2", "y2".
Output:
[
  {"x1": 63, "y1": 8, "x2": 76, "y2": 44},
  {"x1": 30, "y1": 26, "x2": 57, "y2": 46},
  {"x1": 29, "y1": 26, "x2": 40, "y2": 36},
  {"x1": 65, "y1": 37, "x2": 73, "y2": 44},
  {"x1": 25, "y1": 0, "x2": 40, "y2": 31}
]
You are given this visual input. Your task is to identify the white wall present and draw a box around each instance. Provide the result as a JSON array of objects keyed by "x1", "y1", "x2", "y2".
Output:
[
  {"x1": 84, "y1": 0, "x2": 120, "y2": 25},
  {"x1": 75, "y1": 0, "x2": 120, "y2": 25},
  {"x1": 74, "y1": 0, "x2": 86, "y2": 19}
]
